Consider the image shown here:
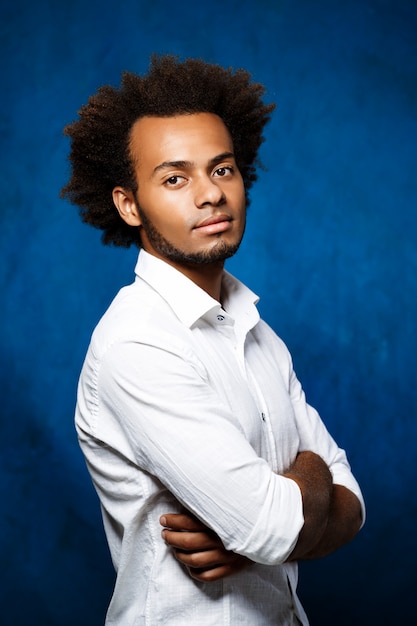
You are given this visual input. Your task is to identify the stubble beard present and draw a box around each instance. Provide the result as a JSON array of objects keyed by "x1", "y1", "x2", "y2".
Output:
[{"x1": 136, "y1": 203, "x2": 245, "y2": 266}]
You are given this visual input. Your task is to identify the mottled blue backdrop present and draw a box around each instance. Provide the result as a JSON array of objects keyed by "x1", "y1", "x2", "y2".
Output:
[{"x1": 1, "y1": 1, "x2": 416, "y2": 624}]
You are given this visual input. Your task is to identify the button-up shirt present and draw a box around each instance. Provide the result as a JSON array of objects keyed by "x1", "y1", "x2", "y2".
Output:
[{"x1": 76, "y1": 250, "x2": 365, "y2": 625}]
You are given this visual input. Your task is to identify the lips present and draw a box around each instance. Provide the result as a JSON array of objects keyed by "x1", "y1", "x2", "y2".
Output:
[{"x1": 195, "y1": 214, "x2": 232, "y2": 229}]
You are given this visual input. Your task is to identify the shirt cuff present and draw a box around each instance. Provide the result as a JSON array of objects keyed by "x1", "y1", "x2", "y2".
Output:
[{"x1": 233, "y1": 475, "x2": 304, "y2": 565}]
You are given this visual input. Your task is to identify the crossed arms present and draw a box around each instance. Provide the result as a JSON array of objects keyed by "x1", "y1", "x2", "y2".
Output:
[
  {"x1": 87, "y1": 324, "x2": 365, "y2": 580},
  {"x1": 160, "y1": 450, "x2": 363, "y2": 582}
]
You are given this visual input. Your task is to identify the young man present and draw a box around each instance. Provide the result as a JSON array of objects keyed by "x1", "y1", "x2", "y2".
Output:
[{"x1": 62, "y1": 55, "x2": 365, "y2": 625}]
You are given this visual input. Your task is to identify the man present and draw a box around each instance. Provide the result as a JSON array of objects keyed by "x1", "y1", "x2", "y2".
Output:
[{"x1": 62, "y1": 55, "x2": 365, "y2": 625}]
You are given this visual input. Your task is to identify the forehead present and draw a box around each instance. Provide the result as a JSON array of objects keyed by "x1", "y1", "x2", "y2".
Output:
[{"x1": 129, "y1": 113, "x2": 234, "y2": 166}]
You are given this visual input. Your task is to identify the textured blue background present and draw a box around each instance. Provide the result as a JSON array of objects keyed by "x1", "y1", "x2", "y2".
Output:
[{"x1": 1, "y1": 1, "x2": 416, "y2": 624}]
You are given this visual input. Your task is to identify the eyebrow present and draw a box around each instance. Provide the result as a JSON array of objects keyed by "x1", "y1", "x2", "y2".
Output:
[{"x1": 152, "y1": 152, "x2": 235, "y2": 176}]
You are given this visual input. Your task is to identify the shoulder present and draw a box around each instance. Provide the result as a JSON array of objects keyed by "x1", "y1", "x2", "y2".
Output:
[{"x1": 89, "y1": 277, "x2": 192, "y2": 361}]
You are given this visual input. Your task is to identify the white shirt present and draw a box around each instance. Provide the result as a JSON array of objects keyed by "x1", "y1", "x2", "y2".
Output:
[{"x1": 76, "y1": 250, "x2": 365, "y2": 625}]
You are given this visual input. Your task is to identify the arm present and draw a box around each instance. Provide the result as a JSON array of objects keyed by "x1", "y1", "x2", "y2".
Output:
[
  {"x1": 95, "y1": 340, "x2": 305, "y2": 566},
  {"x1": 284, "y1": 451, "x2": 362, "y2": 560},
  {"x1": 92, "y1": 332, "x2": 363, "y2": 568},
  {"x1": 161, "y1": 451, "x2": 362, "y2": 579},
  {"x1": 288, "y1": 483, "x2": 362, "y2": 560}
]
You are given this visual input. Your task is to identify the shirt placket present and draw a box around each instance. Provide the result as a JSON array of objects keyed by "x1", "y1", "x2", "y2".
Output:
[
  {"x1": 220, "y1": 313, "x2": 278, "y2": 470},
  {"x1": 245, "y1": 361, "x2": 278, "y2": 470}
]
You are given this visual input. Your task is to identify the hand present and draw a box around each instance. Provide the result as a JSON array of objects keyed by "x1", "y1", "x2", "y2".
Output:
[{"x1": 160, "y1": 512, "x2": 251, "y2": 582}]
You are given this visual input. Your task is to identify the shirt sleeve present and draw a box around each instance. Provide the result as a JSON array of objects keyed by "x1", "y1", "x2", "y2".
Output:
[
  {"x1": 286, "y1": 351, "x2": 366, "y2": 526},
  {"x1": 79, "y1": 335, "x2": 304, "y2": 566}
]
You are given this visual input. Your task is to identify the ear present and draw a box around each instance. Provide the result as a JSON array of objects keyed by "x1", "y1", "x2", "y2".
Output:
[{"x1": 112, "y1": 187, "x2": 142, "y2": 226}]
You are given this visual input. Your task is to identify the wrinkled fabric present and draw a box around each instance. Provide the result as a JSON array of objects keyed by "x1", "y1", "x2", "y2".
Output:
[{"x1": 76, "y1": 249, "x2": 365, "y2": 625}]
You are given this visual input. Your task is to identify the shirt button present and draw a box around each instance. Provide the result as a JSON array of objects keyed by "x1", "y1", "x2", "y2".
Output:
[{"x1": 217, "y1": 315, "x2": 225, "y2": 321}]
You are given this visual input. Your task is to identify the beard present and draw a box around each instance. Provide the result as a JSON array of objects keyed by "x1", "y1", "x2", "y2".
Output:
[{"x1": 136, "y1": 203, "x2": 244, "y2": 266}]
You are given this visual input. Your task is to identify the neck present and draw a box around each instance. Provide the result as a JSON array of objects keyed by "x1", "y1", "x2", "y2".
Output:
[{"x1": 171, "y1": 260, "x2": 225, "y2": 302}]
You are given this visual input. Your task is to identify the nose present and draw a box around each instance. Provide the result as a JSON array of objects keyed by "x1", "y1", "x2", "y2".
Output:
[{"x1": 194, "y1": 175, "x2": 226, "y2": 208}]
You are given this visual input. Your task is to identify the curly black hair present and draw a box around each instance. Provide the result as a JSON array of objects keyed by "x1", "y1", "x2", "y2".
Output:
[{"x1": 61, "y1": 54, "x2": 275, "y2": 247}]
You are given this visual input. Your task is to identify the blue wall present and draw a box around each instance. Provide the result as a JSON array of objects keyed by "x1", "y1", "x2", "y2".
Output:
[{"x1": 1, "y1": 1, "x2": 416, "y2": 624}]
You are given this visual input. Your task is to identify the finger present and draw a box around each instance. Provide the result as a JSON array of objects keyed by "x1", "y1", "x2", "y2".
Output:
[
  {"x1": 162, "y1": 529, "x2": 221, "y2": 551},
  {"x1": 187, "y1": 563, "x2": 240, "y2": 583},
  {"x1": 160, "y1": 513, "x2": 207, "y2": 532},
  {"x1": 187, "y1": 554, "x2": 251, "y2": 582},
  {"x1": 174, "y1": 548, "x2": 235, "y2": 569}
]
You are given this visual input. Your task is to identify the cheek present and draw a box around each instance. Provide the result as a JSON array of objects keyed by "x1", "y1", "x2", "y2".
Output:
[
  {"x1": 137, "y1": 189, "x2": 173, "y2": 221},
  {"x1": 235, "y1": 187, "x2": 246, "y2": 215},
  {"x1": 231, "y1": 177, "x2": 246, "y2": 204},
  {"x1": 145, "y1": 191, "x2": 195, "y2": 233}
]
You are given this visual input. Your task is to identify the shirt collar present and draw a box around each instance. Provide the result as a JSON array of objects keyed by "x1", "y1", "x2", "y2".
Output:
[{"x1": 135, "y1": 250, "x2": 260, "y2": 330}]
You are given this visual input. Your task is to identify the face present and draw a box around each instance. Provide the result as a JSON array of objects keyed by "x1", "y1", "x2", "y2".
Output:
[{"x1": 113, "y1": 113, "x2": 246, "y2": 272}]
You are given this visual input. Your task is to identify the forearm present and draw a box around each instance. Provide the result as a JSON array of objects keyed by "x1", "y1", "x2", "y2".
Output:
[
  {"x1": 285, "y1": 452, "x2": 362, "y2": 561},
  {"x1": 284, "y1": 451, "x2": 332, "y2": 561},
  {"x1": 290, "y1": 484, "x2": 362, "y2": 560}
]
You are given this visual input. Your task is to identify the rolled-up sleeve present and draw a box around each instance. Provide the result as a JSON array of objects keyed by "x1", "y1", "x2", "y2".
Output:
[{"x1": 288, "y1": 364, "x2": 366, "y2": 526}]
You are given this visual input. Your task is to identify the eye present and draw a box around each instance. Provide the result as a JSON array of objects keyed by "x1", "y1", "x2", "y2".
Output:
[
  {"x1": 165, "y1": 175, "x2": 185, "y2": 186},
  {"x1": 214, "y1": 166, "x2": 233, "y2": 178}
]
